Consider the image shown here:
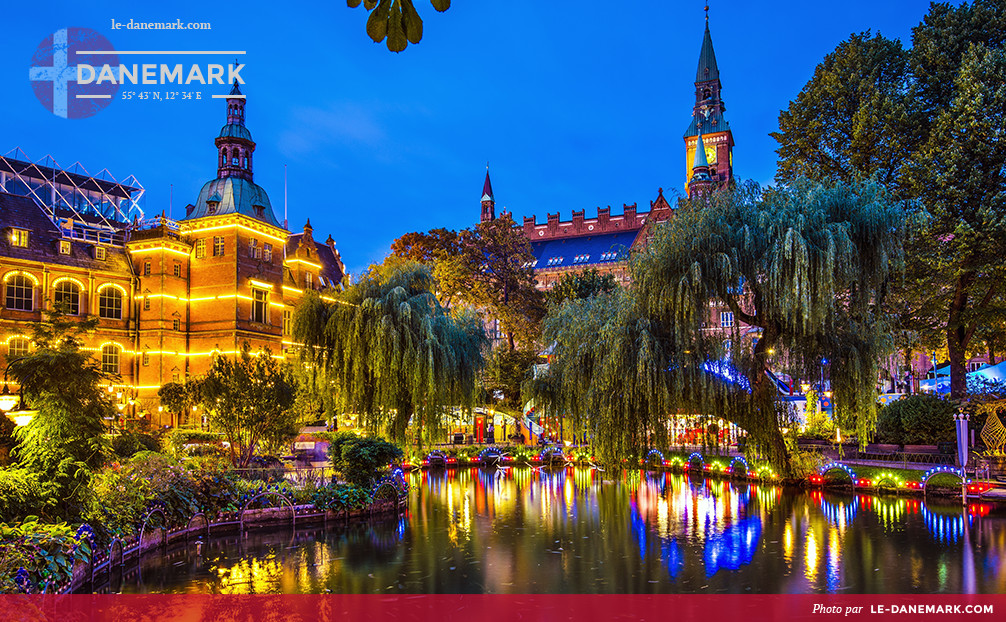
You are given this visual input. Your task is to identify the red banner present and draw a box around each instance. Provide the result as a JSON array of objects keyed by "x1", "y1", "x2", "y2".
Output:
[{"x1": 0, "y1": 594, "x2": 1002, "y2": 622}]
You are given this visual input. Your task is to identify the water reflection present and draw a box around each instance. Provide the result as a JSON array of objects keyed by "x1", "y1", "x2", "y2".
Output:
[{"x1": 118, "y1": 466, "x2": 1006, "y2": 594}]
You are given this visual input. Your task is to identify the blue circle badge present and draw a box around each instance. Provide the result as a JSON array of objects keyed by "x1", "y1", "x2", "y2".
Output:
[{"x1": 29, "y1": 27, "x2": 119, "y2": 119}]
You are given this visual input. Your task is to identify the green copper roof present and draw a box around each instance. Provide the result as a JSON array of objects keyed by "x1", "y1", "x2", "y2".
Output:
[
  {"x1": 696, "y1": 23, "x2": 720, "y2": 83},
  {"x1": 186, "y1": 176, "x2": 281, "y2": 227},
  {"x1": 683, "y1": 112, "x2": 730, "y2": 138},
  {"x1": 693, "y1": 133, "x2": 709, "y2": 169},
  {"x1": 219, "y1": 123, "x2": 253, "y2": 141}
]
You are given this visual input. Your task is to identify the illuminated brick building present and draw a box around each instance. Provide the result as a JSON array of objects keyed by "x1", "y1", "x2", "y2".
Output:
[{"x1": 0, "y1": 83, "x2": 345, "y2": 426}]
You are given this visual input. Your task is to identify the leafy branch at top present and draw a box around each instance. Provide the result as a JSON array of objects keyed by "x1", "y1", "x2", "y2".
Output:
[{"x1": 347, "y1": 0, "x2": 451, "y2": 52}]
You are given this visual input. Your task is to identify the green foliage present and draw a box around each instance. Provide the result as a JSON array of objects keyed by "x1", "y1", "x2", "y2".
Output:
[
  {"x1": 545, "y1": 269, "x2": 619, "y2": 306},
  {"x1": 87, "y1": 467, "x2": 152, "y2": 540},
  {"x1": 293, "y1": 263, "x2": 486, "y2": 445},
  {"x1": 528, "y1": 289, "x2": 671, "y2": 467},
  {"x1": 197, "y1": 345, "x2": 297, "y2": 467},
  {"x1": 484, "y1": 347, "x2": 538, "y2": 411},
  {"x1": 311, "y1": 483, "x2": 373, "y2": 512},
  {"x1": 166, "y1": 428, "x2": 224, "y2": 455},
  {"x1": 772, "y1": 31, "x2": 917, "y2": 195},
  {"x1": 158, "y1": 382, "x2": 202, "y2": 426},
  {"x1": 324, "y1": 432, "x2": 403, "y2": 487},
  {"x1": 0, "y1": 469, "x2": 46, "y2": 523},
  {"x1": 775, "y1": 1, "x2": 1006, "y2": 399},
  {"x1": 110, "y1": 431, "x2": 161, "y2": 459},
  {"x1": 0, "y1": 518, "x2": 88, "y2": 594},
  {"x1": 0, "y1": 415, "x2": 16, "y2": 467},
  {"x1": 8, "y1": 309, "x2": 111, "y2": 520},
  {"x1": 347, "y1": 0, "x2": 449, "y2": 52},
  {"x1": 802, "y1": 390, "x2": 835, "y2": 440},
  {"x1": 875, "y1": 394, "x2": 956, "y2": 445},
  {"x1": 630, "y1": 180, "x2": 903, "y2": 473}
]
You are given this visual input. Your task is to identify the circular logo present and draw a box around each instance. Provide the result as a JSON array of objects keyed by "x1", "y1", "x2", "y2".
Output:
[{"x1": 29, "y1": 27, "x2": 119, "y2": 119}]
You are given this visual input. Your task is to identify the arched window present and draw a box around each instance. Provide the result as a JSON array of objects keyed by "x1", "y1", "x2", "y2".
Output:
[
  {"x1": 8, "y1": 336, "x2": 29, "y2": 358},
  {"x1": 231, "y1": 148, "x2": 240, "y2": 166},
  {"x1": 53, "y1": 280, "x2": 81, "y2": 315},
  {"x1": 98, "y1": 286, "x2": 123, "y2": 319},
  {"x1": 101, "y1": 344, "x2": 120, "y2": 375},
  {"x1": 4, "y1": 274, "x2": 34, "y2": 311}
]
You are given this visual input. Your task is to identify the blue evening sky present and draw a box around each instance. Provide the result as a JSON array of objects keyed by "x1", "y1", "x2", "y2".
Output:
[{"x1": 4, "y1": 1, "x2": 945, "y2": 277}]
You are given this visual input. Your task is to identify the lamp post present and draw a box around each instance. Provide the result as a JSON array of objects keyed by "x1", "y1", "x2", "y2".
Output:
[
  {"x1": 820, "y1": 358, "x2": 828, "y2": 393},
  {"x1": 955, "y1": 407, "x2": 970, "y2": 505}
]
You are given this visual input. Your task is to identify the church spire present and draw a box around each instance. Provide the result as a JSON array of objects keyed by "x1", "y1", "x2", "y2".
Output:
[
  {"x1": 481, "y1": 165, "x2": 495, "y2": 223},
  {"x1": 695, "y1": 7, "x2": 720, "y2": 83},
  {"x1": 683, "y1": 6, "x2": 733, "y2": 194},
  {"x1": 215, "y1": 79, "x2": 255, "y2": 182}
]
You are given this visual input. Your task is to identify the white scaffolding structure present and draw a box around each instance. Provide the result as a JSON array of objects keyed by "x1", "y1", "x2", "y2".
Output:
[{"x1": 1, "y1": 148, "x2": 145, "y2": 245}]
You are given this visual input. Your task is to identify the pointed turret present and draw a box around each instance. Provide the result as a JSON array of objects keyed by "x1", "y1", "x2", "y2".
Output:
[
  {"x1": 481, "y1": 167, "x2": 496, "y2": 223},
  {"x1": 688, "y1": 132, "x2": 713, "y2": 199}
]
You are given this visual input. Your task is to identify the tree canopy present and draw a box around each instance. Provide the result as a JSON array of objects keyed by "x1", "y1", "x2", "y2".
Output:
[
  {"x1": 293, "y1": 261, "x2": 486, "y2": 446},
  {"x1": 390, "y1": 216, "x2": 545, "y2": 349},
  {"x1": 196, "y1": 345, "x2": 297, "y2": 467},
  {"x1": 773, "y1": 0, "x2": 1006, "y2": 398},
  {"x1": 545, "y1": 269, "x2": 618, "y2": 306}
]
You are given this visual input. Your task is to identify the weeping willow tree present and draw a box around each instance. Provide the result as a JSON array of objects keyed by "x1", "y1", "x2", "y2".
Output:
[
  {"x1": 292, "y1": 261, "x2": 486, "y2": 446},
  {"x1": 633, "y1": 180, "x2": 904, "y2": 475},
  {"x1": 526, "y1": 289, "x2": 673, "y2": 465}
]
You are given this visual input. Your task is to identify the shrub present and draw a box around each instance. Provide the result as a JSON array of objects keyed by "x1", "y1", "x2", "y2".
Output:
[
  {"x1": 323, "y1": 432, "x2": 403, "y2": 487},
  {"x1": 111, "y1": 432, "x2": 161, "y2": 459},
  {"x1": 311, "y1": 483, "x2": 372, "y2": 513},
  {"x1": 166, "y1": 429, "x2": 223, "y2": 455},
  {"x1": 0, "y1": 518, "x2": 90, "y2": 594},
  {"x1": 0, "y1": 415, "x2": 16, "y2": 467},
  {"x1": 87, "y1": 466, "x2": 152, "y2": 540},
  {"x1": 0, "y1": 469, "x2": 47, "y2": 523},
  {"x1": 875, "y1": 394, "x2": 956, "y2": 445}
]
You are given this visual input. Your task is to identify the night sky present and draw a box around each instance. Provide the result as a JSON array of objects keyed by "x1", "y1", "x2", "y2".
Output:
[{"x1": 4, "y1": 1, "x2": 946, "y2": 277}]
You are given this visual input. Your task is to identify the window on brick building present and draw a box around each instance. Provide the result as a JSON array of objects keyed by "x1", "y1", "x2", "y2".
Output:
[
  {"x1": 95, "y1": 246, "x2": 107, "y2": 261},
  {"x1": 171, "y1": 372, "x2": 180, "y2": 383},
  {"x1": 195, "y1": 239, "x2": 206, "y2": 258},
  {"x1": 98, "y1": 286, "x2": 123, "y2": 319},
  {"x1": 100, "y1": 344, "x2": 120, "y2": 374},
  {"x1": 10, "y1": 229, "x2": 28, "y2": 248},
  {"x1": 252, "y1": 289, "x2": 268, "y2": 324},
  {"x1": 283, "y1": 309, "x2": 291, "y2": 336},
  {"x1": 53, "y1": 280, "x2": 80, "y2": 315},
  {"x1": 5, "y1": 274, "x2": 34, "y2": 311},
  {"x1": 142, "y1": 351, "x2": 150, "y2": 366},
  {"x1": 213, "y1": 236, "x2": 225, "y2": 257},
  {"x1": 249, "y1": 238, "x2": 261, "y2": 259},
  {"x1": 143, "y1": 297, "x2": 150, "y2": 311},
  {"x1": 720, "y1": 311, "x2": 734, "y2": 328},
  {"x1": 172, "y1": 318, "x2": 181, "y2": 331},
  {"x1": 305, "y1": 272, "x2": 313, "y2": 289},
  {"x1": 143, "y1": 261, "x2": 151, "y2": 276},
  {"x1": 263, "y1": 243, "x2": 273, "y2": 263},
  {"x1": 173, "y1": 263, "x2": 181, "y2": 277},
  {"x1": 8, "y1": 336, "x2": 29, "y2": 358},
  {"x1": 59, "y1": 240, "x2": 70, "y2": 255}
]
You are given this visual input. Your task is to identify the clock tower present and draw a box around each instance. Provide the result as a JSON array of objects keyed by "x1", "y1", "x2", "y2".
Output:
[{"x1": 684, "y1": 7, "x2": 734, "y2": 197}]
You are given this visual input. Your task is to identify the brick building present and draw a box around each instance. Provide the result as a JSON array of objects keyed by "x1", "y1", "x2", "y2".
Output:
[{"x1": 0, "y1": 83, "x2": 345, "y2": 426}]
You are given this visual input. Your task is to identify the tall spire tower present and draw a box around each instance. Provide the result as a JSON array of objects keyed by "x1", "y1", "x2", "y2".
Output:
[
  {"x1": 684, "y1": 5, "x2": 733, "y2": 195},
  {"x1": 481, "y1": 166, "x2": 495, "y2": 223}
]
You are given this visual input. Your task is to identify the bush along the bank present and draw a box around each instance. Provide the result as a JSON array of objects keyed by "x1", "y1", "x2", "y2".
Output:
[
  {"x1": 0, "y1": 519, "x2": 91, "y2": 594},
  {"x1": 319, "y1": 432, "x2": 403, "y2": 487},
  {"x1": 875, "y1": 394, "x2": 956, "y2": 445},
  {"x1": 311, "y1": 483, "x2": 373, "y2": 513}
]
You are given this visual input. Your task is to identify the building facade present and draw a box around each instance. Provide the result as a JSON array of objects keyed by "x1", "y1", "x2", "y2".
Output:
[{"x1": 0, "y1": 83, "x2": 345, "y2": 426}]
